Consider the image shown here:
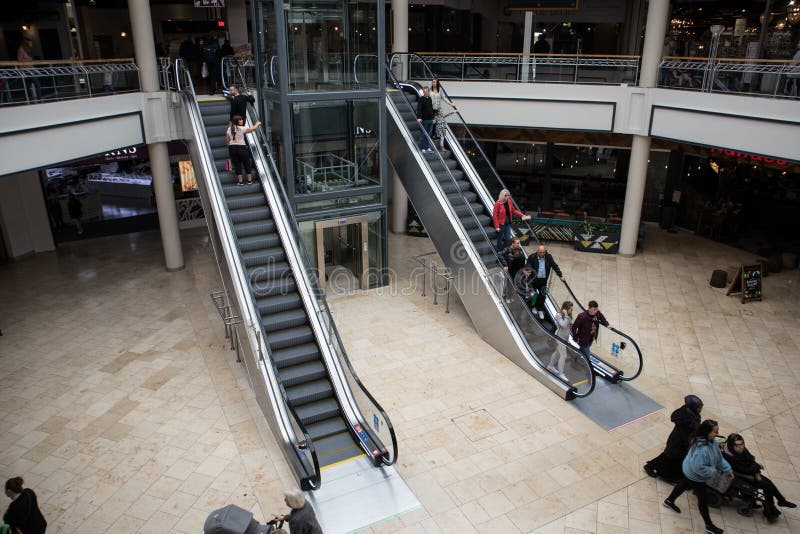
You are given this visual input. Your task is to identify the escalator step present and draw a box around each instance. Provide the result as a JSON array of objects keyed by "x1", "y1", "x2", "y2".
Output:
[
  {"x1": 279, "y1": 360, "x2": 328, "y2": 388},
  {"x1": 437, "y1": 178, "x2": 470, "y2": 193},
  {"x1": 234, "y1": 219, "x2": 276, "y2": 238},
  {"x1": 295, "y1": 398, "x2": 341, "y2": 425},
  {"x1": 222, "y1": 182, "x2": 262, "y2": 196},
  {"x1": 447, "y1": 191, "x2": 478, "y2": 203},
  {"x1": 263, "y1": 308, "x2": 308, "y2": 332},
  {"x1": 255, "y1": 293, "x2": 302, "y2": 315},
  {"x1": 428, "y1": 159, "x2": 458, "y2": 171},
  {"x1": 305, "y1": 416, "x2": 348, "y2": 441},
  {"x1": 252, "y1": 278, "x2": 297, "y2": 298},
  {"x1": 200, "y1": 102, "x2": 232, "y2": 115},
  {"x1": 211, "y1": 146, "x2": 229, "y2": 161},
  {"x1": 238, "y1": 233, "x2": 281, "y2": 252},
  {"x1": 314, "y1": 432, "x2": 363, "y2": 466},
  {"x1": 209, "y1": 136, "x2": 228, "y2": 150},
  {"x1": 205, "y1": 124, "x2": 229, "y2": 138},
  {"x1": 227, "y1": 193, "x2": 266, "y2": 210},
  {"x1": 218, "y1": 170, "x2": 238, "y2": 184},
  {"x1": 241, "y1": 246, "x2": 286, "y2": 267},
  {"x1": 246, "y1": 261, "x2": 292, "y2": 283},
  {"x1": 202, "y1": 112, "x2": 230, "y2": 127},
  {"x1": 272, "y1": 342, "x2": 321, "y2": 368},
  {"x1": 230, "y1": 206, "x2": 271, "y2": 224},
  {"x1": 267, "y1": 326, "x2": 315, "y2": 351},
  {"x1": 286, "y1": 379, "x2": 334, "y2": 406}
]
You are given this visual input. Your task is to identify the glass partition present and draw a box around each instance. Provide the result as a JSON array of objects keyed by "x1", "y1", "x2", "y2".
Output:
[{"x1": 292, "y1": 99, "x2": 380, "y2": 194}]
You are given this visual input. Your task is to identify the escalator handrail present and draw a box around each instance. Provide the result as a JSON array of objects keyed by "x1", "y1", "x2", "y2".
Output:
[
  {"x1": 391, "y1": 51, "x2": 643, "y2": 381},
  {"x1": 386, "y1": 65, "x2": 595, "y2": 398},
  {"x1": 175, "y1": 58, "x2": 321, "y2": 487},
  {"x1": 229, "y1": 62, "x2": 398, "y2": 464}
]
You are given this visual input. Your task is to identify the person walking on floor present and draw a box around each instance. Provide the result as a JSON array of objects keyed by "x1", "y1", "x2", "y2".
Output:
[
  {"x1": 416, "y1": 86, "x2": 435, "y2": 153},
  {"x1": 663, "y1": 419, "x2": 731, "y2": 534},
  {"x1": 226, "y1": 115, "x2": 261, "y2": 186},
  {"x1": 723, "y1": 433, "x2": 796, "y2": 523},
  {"x1": 644, "y1": 395, "x2": 703, "y2": 482},
  {"x1": 3, "y1": 477, "x2": 46, "y2": 534},
  {"x1": 525, "y1": 244, "x2": 564, "y2": 320},
  {"x1": 492, "y1": 189, "x2": 530, "y2": 252},
  {"x1": 570, "y1": 300, "x2": 611, "y2": 359},
  {"x1": 273, "y1": 489, "x2": 322, "y2": 534},
  {"x1": 548, "y1": 300, "x2": 573, "y2": 379}
]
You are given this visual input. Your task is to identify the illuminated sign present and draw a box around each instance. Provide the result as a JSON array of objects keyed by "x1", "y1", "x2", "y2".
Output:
[
  {"x1": 709, "y1": 147, "x2": 788, "y2": 167},
  {"x1": 194, "y1": 0, "x2": 225, "y2": 7}
]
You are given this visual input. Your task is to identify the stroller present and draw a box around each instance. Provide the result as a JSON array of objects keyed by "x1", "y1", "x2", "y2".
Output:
[{"x1": 705, "y1": 436, "x2": 766, "y2": 517}]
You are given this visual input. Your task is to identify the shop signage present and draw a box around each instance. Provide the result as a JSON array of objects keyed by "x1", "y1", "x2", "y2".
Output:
[
  {"x1": 709, "y1": 147, "x2": 788, "y2": 167},
  {"x1": 726, "y1": 264, "x2": 762, "y2": 303},
  {"x1": 102, "y1": 146, "x2": 139, "y2": 161},
  {"x1": 194, "y1": 0, "x2": 225, "y2": 6}
]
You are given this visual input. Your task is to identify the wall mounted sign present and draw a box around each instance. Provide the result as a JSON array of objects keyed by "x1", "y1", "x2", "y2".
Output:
[
  {"x1": 709, "y1": 148, "x2": 788, "y2": 167},
  {"x1": 194, "y1": 0, "x2": 225, "y2": 7}
]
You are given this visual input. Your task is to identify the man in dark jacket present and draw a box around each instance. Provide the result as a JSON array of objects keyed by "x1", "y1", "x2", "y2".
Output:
[
  {"x1": 226, "y1": 85, "x2": 255, "y2": 122},
  {"x1": 416, "y1": 86, "x2": 435, "y2": 153},
  {"x1": 204, "y1": 35, "x2": 221, "y2": 95},
  {"x1": 723, "y1": 433, "x2": 796, "y2": 522},
  {"x1": 644, "y1": 395, "x2": 703, "y2": 482},
  {"x1": 499, "y1": 237, "x2": 526, "y2": 278},
  {"x1": 525, "y1": 245, "x2": 563, "y2": 320},
  {"x1": 570, "y1": 300, "x2": 611, "y2": 358}
]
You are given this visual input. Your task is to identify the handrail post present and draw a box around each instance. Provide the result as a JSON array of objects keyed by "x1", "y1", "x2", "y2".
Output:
[
  {"x1": 574, "y1": 53, "x2": 579, "y2": 84},
  {"x1": 432, "y1": 264, "x2": 439, "y2": 306}
]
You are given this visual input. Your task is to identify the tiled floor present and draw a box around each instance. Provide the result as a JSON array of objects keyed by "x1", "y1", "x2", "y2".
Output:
[{"x1": 0, "y1": 226, "x2": 799, "y2": 533}]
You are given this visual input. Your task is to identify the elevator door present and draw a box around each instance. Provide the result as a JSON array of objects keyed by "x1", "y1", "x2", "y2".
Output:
[{"x1": 315, "y1": 215, "x2": 369, "y2": 293}]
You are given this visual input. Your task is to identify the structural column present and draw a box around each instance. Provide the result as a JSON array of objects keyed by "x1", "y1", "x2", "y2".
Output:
[
  {"x1": 226, "y1": 0, "x2": 249, "y2": 55},
  {"x1": 618, "y1": 0, "x2": 669, "y2": 257},
  {"x1": 390, "y1": 0, "x2": 409, "y2": 234},
  {"x1": 520, "y1": 12, "x2": 533, "y2": 82},
  {"x1": 129, "y1": 0, "x2": 185, "y2": 271}
]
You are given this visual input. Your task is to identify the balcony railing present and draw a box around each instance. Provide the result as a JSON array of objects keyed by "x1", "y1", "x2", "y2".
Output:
[{"x1": 658, "y1": 56, "x2": 800, "y2": 99}]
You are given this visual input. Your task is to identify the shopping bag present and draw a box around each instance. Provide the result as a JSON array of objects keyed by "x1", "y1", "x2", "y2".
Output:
[
  {"x1": 705, "y1": 470, "x2": 732, "y2": 494},
  {"x1": 201, "y1": 62, "x2": 209, "y2": 78}
]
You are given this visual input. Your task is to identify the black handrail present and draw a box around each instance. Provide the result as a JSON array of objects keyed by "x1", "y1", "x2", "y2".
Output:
[
  {"x1": 391, "y1": 51, "x2": 643, "y2": 381},
  {"x1": 386, "y1": 65, "x2": 595, "y2": 398},
  {"x1": 176, "y1": 58, "x2": 321, "y2": 487},
  {"x1": 229, "y1": 61, "x2": 399, "y2": 464}
]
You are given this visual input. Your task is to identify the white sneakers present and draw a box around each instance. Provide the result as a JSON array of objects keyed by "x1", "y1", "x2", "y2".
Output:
[{"x1": 537, "y1": 310, "x2": 545, "y2": 320}]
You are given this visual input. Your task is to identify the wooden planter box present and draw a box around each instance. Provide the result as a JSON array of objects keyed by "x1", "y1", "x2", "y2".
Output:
[{"x1": 572, "y1": 229, "x2": 621, "y2": 254}]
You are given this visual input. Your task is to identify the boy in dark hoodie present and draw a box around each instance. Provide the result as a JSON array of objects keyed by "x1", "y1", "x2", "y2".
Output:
[
  {"x1": 723, "y1": 433, "x2": 796, "y2": 523},
  {"x1": 644, "y1": 395, "x2": 703, "y2": 482}
]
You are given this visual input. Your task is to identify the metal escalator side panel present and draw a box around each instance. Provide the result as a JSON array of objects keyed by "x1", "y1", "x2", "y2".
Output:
[
  {"x1": 386, "y1": 94, "x2": 572, "y2": 400},
  {"x1": 180, "y1": 94, "x2": 316, "y2": 486},
  {"x1": 242, "y1": 107, "x2": 388, "y2": 467}
]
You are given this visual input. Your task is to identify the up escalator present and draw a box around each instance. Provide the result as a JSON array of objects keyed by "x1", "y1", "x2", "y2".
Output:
[
  {"x1": 177, "y1": 59, "x2": 396, "y2": 492},
  {"x1": 386, "y1": 85, "x2": 596, "y2": 400},
  {"x1": 199, "y1": 100, "x2": 364, "y2": 466}
]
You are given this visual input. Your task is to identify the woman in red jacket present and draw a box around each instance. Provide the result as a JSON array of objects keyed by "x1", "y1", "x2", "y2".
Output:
[{"x1": 493, "y1": 189, "x2": 530, "y2": 252}]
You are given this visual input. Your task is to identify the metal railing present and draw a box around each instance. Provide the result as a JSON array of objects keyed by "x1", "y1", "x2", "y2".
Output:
[
  {"x1": 399, "y1": 52, "x2": 640, "y2": 85},
  {"x1": 411, "y1": 252, "x2": 454, "y2": 314},
  {"x1": 658, "y1": 56, "x2": 800, "y2": 99},
  {"x1": 0, "y1": 58, "x2": 141, "y2": 106},
  {"x1": 227, "y1": 60, "x2": 399, "y2": 467},
  {"x1": 392, "y1": 52, "x2": 643, "y2": 382}
]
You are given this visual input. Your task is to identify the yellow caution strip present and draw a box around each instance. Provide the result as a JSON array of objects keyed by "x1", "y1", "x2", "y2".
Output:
[{"x1": 320, "y1": 453, "x2": 366, "y2": 470}]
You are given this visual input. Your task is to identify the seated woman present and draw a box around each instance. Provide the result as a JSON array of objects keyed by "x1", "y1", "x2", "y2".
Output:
[{"x1": 723, "y1": 433, "x2": 796, "y2": 523}]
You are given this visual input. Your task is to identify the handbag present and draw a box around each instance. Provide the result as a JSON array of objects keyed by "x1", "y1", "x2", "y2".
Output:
[
  {"x1": 201, "y1": 62, "x2": 209, "y2": 78},
  {"x1": 705, "y1": 469, "x2": 732, "y2": 493},
  {"x1": 225, "y1": 159, "x2": 232, "y2": 171}
]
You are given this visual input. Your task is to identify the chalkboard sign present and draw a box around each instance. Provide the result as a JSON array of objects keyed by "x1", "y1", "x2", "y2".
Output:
[{"x1": 726, "y1": 264, "x2": 762, "y2": 303}]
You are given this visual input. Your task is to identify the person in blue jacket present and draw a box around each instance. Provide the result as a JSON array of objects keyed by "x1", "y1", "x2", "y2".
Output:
[{"x1": 663, "y1": 419, "x2": 731, "y2": 534}]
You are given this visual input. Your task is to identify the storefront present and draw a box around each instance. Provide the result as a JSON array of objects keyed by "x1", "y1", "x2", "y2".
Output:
[{"x1": 41, "y1": 141, "x2": 201, "y2": 242}]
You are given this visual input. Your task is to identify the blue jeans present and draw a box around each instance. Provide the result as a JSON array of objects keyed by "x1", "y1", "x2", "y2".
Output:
[
  {"x1": 418, "y1": 119, "x2": 434, "y2": 150},
  {"x1": 579, "y1": 343, "x2": 592, "y2": 359},
  {"x1": 496, "y1": 221, "x2": 511, "y2": 251}
]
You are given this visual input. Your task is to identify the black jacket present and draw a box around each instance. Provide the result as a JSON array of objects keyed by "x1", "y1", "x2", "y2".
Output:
[
  {"x1": 724, "y1": 439, "x2": 761, "y2": 475},
  {"x1": 416, "y1": 96, "x2": 434, "y2": 121},
  {"x1": 499, "y1": 245, "x2": 526, "y2": 277},
  {"x1": 3, "y1": 489, "x2": 47, "y2": 534},
  {"x1": 662, "y1": 406, "x2": 700, "y2": 459},
  {"x1": 525, "y1": 252, "x2": 562, "y2": 279},
  {"x1": 228, "y1": 93, "x2": 255, "y2": 120},
  {"x1": 286, "y1": 502, "x2": 323, "y2": 534},
  {"x1": 514, "y1": 270, "x2": 537, "y2": 298}
]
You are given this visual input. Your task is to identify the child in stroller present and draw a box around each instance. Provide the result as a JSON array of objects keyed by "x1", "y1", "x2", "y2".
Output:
[{"x1": 717, "y1": 433, "x2": 796, "y2": 524}]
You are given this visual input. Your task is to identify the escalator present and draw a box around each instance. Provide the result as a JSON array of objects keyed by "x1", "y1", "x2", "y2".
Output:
[
  {"x1": 386, "y1": 84, "x2": 596, "y2": 400},
  {"x1": 388, "y1": 53, "x2": 644, "y2": 385},
  {"x1": 176, "y1": 60, "x2": 397, "y2": 493}
]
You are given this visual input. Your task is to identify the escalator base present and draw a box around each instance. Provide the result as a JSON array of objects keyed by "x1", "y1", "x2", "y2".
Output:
[{"x1": 571, "y1": 380, "x2": 662, "y2": 430}]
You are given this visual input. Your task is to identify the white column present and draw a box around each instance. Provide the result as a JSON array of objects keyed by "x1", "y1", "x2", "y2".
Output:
[
  {"x1": 129, "y1": 0, "x2": 185, "y2": 270},
  {"x1": 226, "y1": 0, "x2": 249, "y2": 55},
  {"x1": 520, "y1": 12, "x2": 533, "y2": 82},
  {"x1": 618, "y1": 0, "x2": 669, "y2": 256},
  {"x1": 391, "y1": 0, "x2": 409, "y2": 233}
]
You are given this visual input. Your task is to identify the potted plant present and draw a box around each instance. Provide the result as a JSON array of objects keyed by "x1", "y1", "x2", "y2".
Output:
[{"x1": 573, "y1": 220, "x2": 620, "y2": 254}]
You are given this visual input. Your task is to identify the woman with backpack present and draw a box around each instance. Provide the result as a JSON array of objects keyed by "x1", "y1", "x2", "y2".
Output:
[{"x1": 663, "y1": 419, "x2": 731, "y2": 534}]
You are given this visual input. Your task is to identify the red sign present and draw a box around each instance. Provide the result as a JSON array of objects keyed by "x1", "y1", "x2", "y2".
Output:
[{"x1": 709, "y1": 147, "x2": 788, "y2": 167}]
